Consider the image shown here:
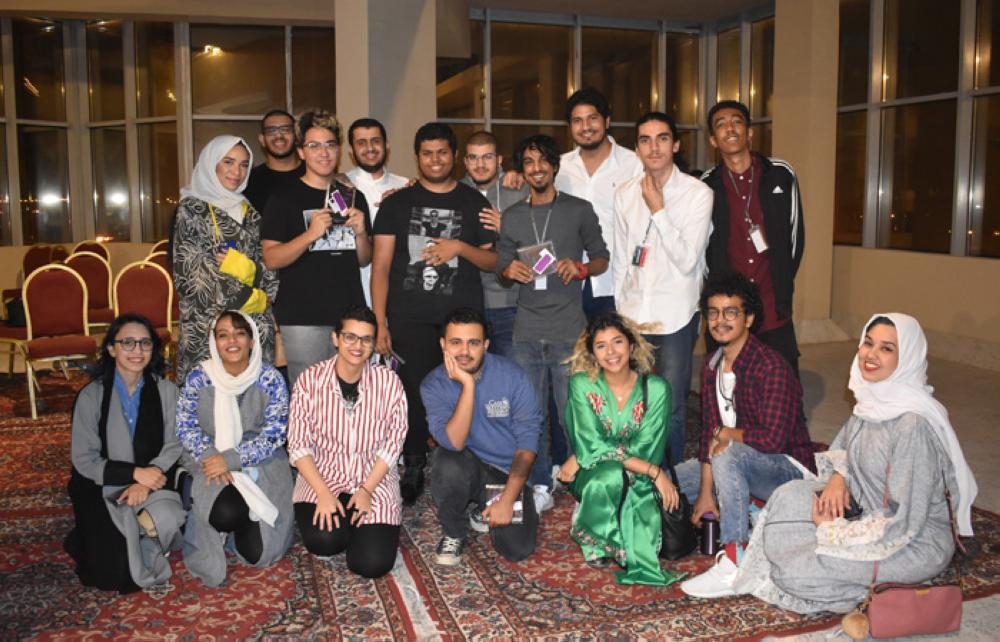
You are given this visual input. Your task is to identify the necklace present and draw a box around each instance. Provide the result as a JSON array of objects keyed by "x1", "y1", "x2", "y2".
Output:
[
  {"x1": 609, "y1": 371, "x2": 637, "y2": 403},
  {"x1": 716, "y1": 366, "x2": 736, "y2": 413}
]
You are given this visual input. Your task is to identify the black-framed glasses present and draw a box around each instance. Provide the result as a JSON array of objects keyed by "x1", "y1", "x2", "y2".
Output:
[
  {"x1": 114, "y1": 337, "x2": 154, "y2": 352},
  {"x1": 704, "y1": 307, "x2": 744, "y2": 321},
  {"x1": 340, "y1": 331, "x2": 375, "y2": 347},
  {"x1": 262, "y1": 124, "x2": 293, "y2": 136}
]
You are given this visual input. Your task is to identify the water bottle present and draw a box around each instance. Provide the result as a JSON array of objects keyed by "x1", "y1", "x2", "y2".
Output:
[{"x1": 700, "y1": 512, "x2": 720, "y2": 555}]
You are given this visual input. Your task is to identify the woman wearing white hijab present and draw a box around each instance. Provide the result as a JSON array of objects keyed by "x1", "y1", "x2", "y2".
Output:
[
  {"x1": 173, "y1": 135, "x2": 278, "y2": 382},
  {"x1": 176, "y1": 310, "x2": 294, "y2": 587},
  {"x1": 682, "y1": 313, "x2": 977, "y2": 613}
]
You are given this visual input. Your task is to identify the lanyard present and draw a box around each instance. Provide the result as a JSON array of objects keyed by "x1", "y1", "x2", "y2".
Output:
[
  {"x1": 726, "y1": 164, "x2": 756, "y2": 229},
  {"x1": 207, "y1": 202, "x2": 248, "y2": 243},
  {"x1": 529, "y1": 192, "x2": 556, "y2": 245}
]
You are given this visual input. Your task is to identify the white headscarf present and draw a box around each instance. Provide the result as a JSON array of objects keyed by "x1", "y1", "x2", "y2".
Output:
[
  {"x1": 180, "y1": 135, "x2": 253, "y2": 224},
  {"x1": 848, "y1": 312, "x2": 977, "y2": 536},
  {"x1": 200, "y1": 310, "x2": 277, "y2": 527}
]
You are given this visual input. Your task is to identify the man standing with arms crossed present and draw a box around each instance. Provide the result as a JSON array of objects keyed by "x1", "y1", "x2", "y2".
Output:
[
  {"x1": 460, "y1": 130, "x2": 528, "y2": 357},
  {"x1": 701, "y1": 100, "x2": 805, "y2": 374},
  {"x1": 613, "y1": 112, "x2": 713, "y2": 466}
]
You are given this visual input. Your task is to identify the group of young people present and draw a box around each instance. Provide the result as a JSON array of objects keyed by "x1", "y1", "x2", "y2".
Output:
[{"x1": 65, "y1": 86, "x2": 978, "y2": 622}]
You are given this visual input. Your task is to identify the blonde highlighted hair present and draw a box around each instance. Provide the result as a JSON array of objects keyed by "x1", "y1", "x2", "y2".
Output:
[
  {"x1": 296, "y1": 109, "x2": 342, "y2": 146},
  {"x1": 565, "y1": 312, "x2": 657, "y2": 380}
]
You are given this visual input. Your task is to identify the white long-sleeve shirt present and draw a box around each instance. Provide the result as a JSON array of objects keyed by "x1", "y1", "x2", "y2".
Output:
[
  {"x1": 347, "y1": 166, "x2": 410, "y2": 306},
  {"x1": 612, "y1": 165, "x2": 714, "y2": 334},
  {"x1": 555, "y1": 137, "x2": 643, "y2": 298}
]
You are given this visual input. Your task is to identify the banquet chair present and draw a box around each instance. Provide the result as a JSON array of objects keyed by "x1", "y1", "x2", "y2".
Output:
[
  {"x1": 150, "y1": 239, "x2": 169, "y2": 255},
  {"x1": 65, "y1": 251, "x2": 115, "y2": 331},
  {"x1": 21, "y1": 264, "x2": 99, "y2": 418},
  {"x1": 145, "y1": 251, "x2": 180, "y2": 329},
  {"x1": 71, "y1": 240, "x2": 110, "y2": 261},
  {"x1": 2, "y1": 244, "x2": 58, "y2": 312}
]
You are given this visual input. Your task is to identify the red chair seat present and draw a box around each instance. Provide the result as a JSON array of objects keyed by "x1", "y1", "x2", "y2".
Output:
[
  {"x1": 26, "y1": 336, "x2": 97, "y2": 360},
  {"x1": 0, "y1": 325, "x2": 28, "y2": 340},
  {"x1": 89, "y1": 307, "x2": 116, "y2": 324},
  {"x1": 156, "y1": 328, "x2": 172, "y2": 344},
  {"x1": 2, "y1": 287, "x2": 21, "y2": 300}
]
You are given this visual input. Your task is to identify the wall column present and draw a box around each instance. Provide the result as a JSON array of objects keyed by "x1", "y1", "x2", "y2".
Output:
[
  {"x1": 335, "y1": 0, "x2": 437, "y2": 177},
  {"x1": 772, "y1": 0, "x2": 847, "y2": 343}
]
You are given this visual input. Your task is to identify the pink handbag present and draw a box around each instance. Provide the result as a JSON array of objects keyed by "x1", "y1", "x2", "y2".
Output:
[{"x1": 865, "y1": 582, "x2": 963, "y2": 639}]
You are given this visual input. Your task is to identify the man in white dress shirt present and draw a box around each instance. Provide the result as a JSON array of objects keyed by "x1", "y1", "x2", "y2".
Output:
[
  {"x1": 612, "y1": 111, "x2": 713, "y2": 465},
  {"x1": 554, "y1": 88, "x2": 643, "y2": 320},
  {"x1": 346, "y1": 118, "x2": 410, "y2": 306}
]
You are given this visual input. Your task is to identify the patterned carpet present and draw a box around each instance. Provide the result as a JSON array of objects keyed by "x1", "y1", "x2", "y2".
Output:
[{"x1": 4, "y1": 376, "x2": 1000, "y2": 641}]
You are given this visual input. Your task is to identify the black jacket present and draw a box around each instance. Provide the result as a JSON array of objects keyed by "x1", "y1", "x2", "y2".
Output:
[{"x1": 701, "y1": 153, "x2": 804, "y2": 324}]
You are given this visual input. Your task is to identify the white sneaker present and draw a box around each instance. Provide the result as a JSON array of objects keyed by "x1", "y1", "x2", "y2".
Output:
[
  {"x1": 533, "y1": 485, "x2": 554, "y2": 514},
  {"x1": 680, "y1": 551, "x2": 738, "y2": 598},
  {"x1": 435, "y1": 536, "x2": 466, "y2": 566},
  {"x1": 469, "y1": 509, "x2": 489, "y2": 533},
  {"x1": 551, "y1": 464, "x2": 563, "y2": 488}
]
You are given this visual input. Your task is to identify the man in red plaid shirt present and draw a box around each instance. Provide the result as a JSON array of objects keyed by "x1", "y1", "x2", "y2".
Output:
[{"x1": 676, "y1": 271, "x2": 814, "y2": 598}]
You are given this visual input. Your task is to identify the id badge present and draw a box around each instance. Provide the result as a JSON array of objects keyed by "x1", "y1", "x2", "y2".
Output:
[
  {"x1": 534, "y1": 275, "x2": 547, "y2": 291},
  {"x1": 749, "y1": 225, "x2": 769, "y2": 253},
  {"x1": 532, "y1": 248, "x2": 556, "y2": 275},
  {"x1": 632, "y1": 244, "x2": 649, "y2": 267}
]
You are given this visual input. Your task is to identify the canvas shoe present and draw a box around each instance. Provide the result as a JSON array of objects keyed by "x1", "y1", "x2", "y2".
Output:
[
  {"x1": 680, "y1": 551, "x2": 738, "y2": 598},
  {"x1": 533, "y1": 485, "x2": 554, "y2": 514},
  {"x1": 469, "y1": 508, "x2": 489, "y2": 533},
  {"x1": 434, "y1": 535, "x2": 466, "y2": 566}
]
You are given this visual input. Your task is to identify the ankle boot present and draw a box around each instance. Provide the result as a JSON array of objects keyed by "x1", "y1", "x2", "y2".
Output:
[{"x1": 400, "y1": 454, "x2": 426, "y2": 505}]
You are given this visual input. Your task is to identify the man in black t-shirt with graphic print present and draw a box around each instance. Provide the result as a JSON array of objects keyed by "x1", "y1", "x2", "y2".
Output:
[{"x1": 372, "y1": 122, "x2": 497, "y2": 504}]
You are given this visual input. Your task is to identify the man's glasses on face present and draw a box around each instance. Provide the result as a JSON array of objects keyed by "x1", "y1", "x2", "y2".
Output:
[
  {"x1": 114, "y1": 337, "x2": 154, "y2": 352},
  {"x1": 704, "y1": 307, "x2": 744, "y2": 321},
  {"x1": 302, "y1": 140, "x2": 338, "y2": 151},
  {"x1": 339, "y1": 331, "x2": 376, "y2": 347},
  {"x1": 263, "y1": 125, "x2": 293, "y2": 136}
]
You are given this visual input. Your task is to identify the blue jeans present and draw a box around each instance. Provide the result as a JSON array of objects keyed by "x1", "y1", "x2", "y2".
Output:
[
  {"x1": 581, "y1": 277, "x2": 615, "y2": 323},
  {"x1": 674, "y1": 441, "x2": 804, "y2": 545},
  {"x1": 511, "y1": 338, "x2": 574, "y2": 490},
  {"x1": 485, "y1": 306, "x2": 516, "y2": 359},
  {"x1": 644, "y1": 312, "x2": 701, "y2": 466},
  {"x1": 280, "y1": 325, "x2": 336, "y2": 388}
]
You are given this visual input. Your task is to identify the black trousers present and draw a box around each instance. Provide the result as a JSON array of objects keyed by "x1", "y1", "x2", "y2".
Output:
[
  {"x1": 430, "y1": 448, "x2": 538, "y2": 562},
  {"x1": 294, "y1": 496, "x2": 400, "y2": 579},
  {"x1": 389, "y1": 320, "x2": 444, "y2": 457}
]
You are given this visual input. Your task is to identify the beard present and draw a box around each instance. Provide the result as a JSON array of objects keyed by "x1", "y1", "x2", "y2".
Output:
[
  {"x1": 576, "y1": 136, "x2": 605, "y2": 151},
  {"x1": 356, "y1": 158, "x2": 386, "y2": 174},
  {"x1": 266, "y1": 146, "x2": 297, "y2": 160}
]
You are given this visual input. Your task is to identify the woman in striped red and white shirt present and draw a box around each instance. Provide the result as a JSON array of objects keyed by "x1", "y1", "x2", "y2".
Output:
[{"x1": 287, "y1": 305, "x2": 408, "y2": 578}]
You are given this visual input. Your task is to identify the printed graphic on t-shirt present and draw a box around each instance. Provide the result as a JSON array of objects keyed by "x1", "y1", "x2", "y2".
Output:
[
  {"x1": 304, "y1": 208, "x2": 356, "y2": 252},
  {"x1": 404, "y1": 207, "x2": 462, "y2": 295}
]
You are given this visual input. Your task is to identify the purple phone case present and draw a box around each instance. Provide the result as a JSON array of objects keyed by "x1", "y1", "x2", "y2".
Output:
[{"x1": 329, "y1": 190, "x2": 348, "y2": 213}]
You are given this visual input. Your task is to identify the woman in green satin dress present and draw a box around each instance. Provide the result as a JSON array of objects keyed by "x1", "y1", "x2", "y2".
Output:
[{"x1": 556, "y1": 311, "x2": 685, "y2": 586}]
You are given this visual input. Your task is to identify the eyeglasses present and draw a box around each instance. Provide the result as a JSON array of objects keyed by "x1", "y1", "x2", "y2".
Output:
[
  {"x1": 339, "y1": 331, "x2": 376, "y2": 347},
  {"x1": 466, "y1": 152, "x2": 497, "y2": 163},
  {"x1": 114, "y1": 337, "x2": 154, "y2": 352},
  {"x1": 302, "y1": 140, "x2": 338, "y2": 151},
  {"x1": 704, "y1": 307, "x2": 744, "y2": 321},
  {"x1": 262, "y1": 124, "x2": 293, "y2": 136}
]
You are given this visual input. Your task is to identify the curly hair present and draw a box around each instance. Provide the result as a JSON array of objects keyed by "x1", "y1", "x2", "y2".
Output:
[
  {"x1": 565, "y1": 311, "x2": 656, "y2": 380},
  {"x1": 699, "y1": 271, "x2": 764, "y2": 334}
]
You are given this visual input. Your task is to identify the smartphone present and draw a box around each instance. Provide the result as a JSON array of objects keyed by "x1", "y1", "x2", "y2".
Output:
[
  {"x1": 215, "y1": 239, "x2": 238, "y2": 254},
  {"x1": 328, "y1": 189, "x2": 349, "y2": 223},
  {"x1": 815, "y1": 490, "x2": 863, "y2": 520}
]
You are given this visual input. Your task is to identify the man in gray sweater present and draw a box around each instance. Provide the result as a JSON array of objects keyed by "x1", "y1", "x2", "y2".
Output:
[{"x1": 496, "y1": 134, "x2": 609, "y2": 514}]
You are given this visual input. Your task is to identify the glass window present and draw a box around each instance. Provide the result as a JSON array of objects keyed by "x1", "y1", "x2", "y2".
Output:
[
  {"x1": 91, "y1": 127, "x2": 130, "y2": 241},
  {"x1": 437, "y1": 21, "x2": 484, "y2": 120},
  {"x1": 135, "y1": 22, "x2": 176, "y2": 118},
  {"x1": 190, "y1": 25, "x2": 284, "y2": 115},
  {"x1": 13, "y1": 19, "x2": 66, "y2": 122},
  {"x1": 665, "y1": 33, "x2": 700, "y2": 124},
  {"x1": 882, "y1": 0, "x2": 959, "y2": 100},
  {"x1": 750, "y1": 18, "x2": 774, "y2": 119},
  {"x1": 839, "y1": 0, "x2": 871, "y2": 106},
  {"x1": 193, "y1": 121, "x2": 262, "y2": 166},
  {"x1": 716, "y1": 28, "x2": 740, "y2": 103},
  {"x1": 491, "y1": 22, "x2": 572, "y2": 121},
  {"x1": 970, "y1": 96, "x2": 1000, "y2": 257},
  {"x1": 976, "y1": 0, "x2": 1000, "y2": 89},
  {"x1": 880, "y1": 101, "x2": 956, "y2": 252},
  {"x1": 292, "y1": 27, "x2": 336, "y2": 113},
  {"x1": 834, "y1": 111, "x2": 867, "y2": 245},
  {"x1": 0, "y1": 127, "x2": 10, "y2": 246},
  {"x1": 608, "y1": 126, "x2": 636, "y2": 151},
  {"x1": 491, "y1": 125, "x2": 570, "y2": 167},
  {"x1": 581, "y1": 27, "x2": 657, "y2": 123},
  {"x1": 86, "y1": 20, "x2": 125, "y2": 122},
  {"x1": 138, "y1": 123, "x2": 179, "y2": 242},
  {"x1": 18, "y1": 126, "x2": 70, "y2": 244},
  {"x1": 676, "y1": 130, "x2": 700, "y2": 175}
]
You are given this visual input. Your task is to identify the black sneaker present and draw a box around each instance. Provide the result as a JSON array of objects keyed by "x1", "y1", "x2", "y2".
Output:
[
  {"x1": 400, "y1": 455, "x2": 426, "y2": 505},
  {"x1": 434, "y1": 535, "x2": 466, "y2": 566}
]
